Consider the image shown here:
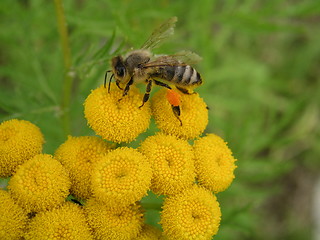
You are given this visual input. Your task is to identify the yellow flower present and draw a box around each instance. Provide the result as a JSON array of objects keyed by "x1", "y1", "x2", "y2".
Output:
[
  {"x1": 135, "y1": 224, "x2": 162, "y2": 240},
  {"x1": 8, "y1": 154, "x2": 71, "y2": 212},
  {"x1": 91, "y1": 147, "x2": 152, "y2": 208},
  {"x1": 0, "y1": 190, "x2": 28, "y2": 240},
  {"x1": 25, "y1": 202, "x2": 93, "y2": 240},
  {"x1": 160, "y1": 186, "x2": 221, "y2": 240},
  {"x1": 84, "y1": 84, "x2": 151, "y2": 143},
  {"x1": 85, "y1": 199, "x2": 144, "y2": 240},
  {"x1": 0, "y1": 119, "x2": 44, "y2": 177},
  {"x1": 55, "y1": 136, "x2": 114, "y2": 200},
  {"x1": 139, "y1": 133, "x2": 195, "y2": 195},
  {"x1": 193, "y1": 134, "x2": 237, "y2": 193},
  {"x1": 151, "y1": 89, "x2": 208, "y2": 139}
]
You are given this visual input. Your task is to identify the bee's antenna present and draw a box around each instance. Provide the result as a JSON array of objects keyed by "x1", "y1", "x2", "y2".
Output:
[{"x1": 108, "y1": 74, "x2": 114, "y2": 93}]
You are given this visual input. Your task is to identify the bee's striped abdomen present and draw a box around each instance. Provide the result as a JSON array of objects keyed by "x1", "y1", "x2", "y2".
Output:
[
  {"x1": 172, "y1": 65, "x2": 201, "y2": 86},
  {"x1": 151, "y1": 65, "x2": 202, "y2": 86}
]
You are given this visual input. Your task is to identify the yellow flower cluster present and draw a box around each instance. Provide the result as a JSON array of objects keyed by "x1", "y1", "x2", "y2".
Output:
[
  {"x1": 194, "y1": 134, "x2": 237, "y2": 193},
  {"x1": 25, "y1": 202, "x2": 92, "y2": 239},
  {"x1": 139, "y1": 133, "x2": 195, "y2": 196},
  {"x1": 8, "y1": 153, "x2": 71, "y2": 213},
  {"x1": 152, "y1": 89, "x2": 208, "y2": 139},
  {"x1": 0, "y1": 81, "x2": 237, "y2": 239},
  {"x1": 84, "y1": 84, "x2": 151, "y2": 143},
  {"x1": 0, "y1": 119, "x2": 44, "y2": 177},
  {"x1": 85, "y1": 198, "x2": 144, "y2": 239},
  {"x1": 91, "y1": 147, "x2": 152, "y2": 209},
  {"x1": 161, "y1": 186, "x2": 221, "y2": 240}
]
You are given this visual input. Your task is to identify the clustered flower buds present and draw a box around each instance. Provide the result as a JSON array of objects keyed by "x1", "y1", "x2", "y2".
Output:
[{"x1": 0, "y1": 83, "x2": 237, "y2": 239}]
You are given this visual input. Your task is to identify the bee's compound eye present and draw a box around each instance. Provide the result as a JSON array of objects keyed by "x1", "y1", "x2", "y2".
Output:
[{"x1": 116, "y1": 66, "x2": 125, "y2": 77}]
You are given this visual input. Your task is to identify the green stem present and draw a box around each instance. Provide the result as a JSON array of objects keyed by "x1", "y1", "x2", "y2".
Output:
[{"x1": 53, "y1": 0, "x2": 73, "y2": 136}]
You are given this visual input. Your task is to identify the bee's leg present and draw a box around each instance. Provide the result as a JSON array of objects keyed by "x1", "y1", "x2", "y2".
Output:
[
  {"x1": 103, "y1": 70, "x2": 113, "y2": 92},
  {"x1": 118, "y1": 76, "x2": 134, "y2": 102},
  {"x1": 153, "y1": 80, "x2": 172, "y2": 90},
  {"x1": 176, "y1": 86, "x2": 194, "y2": 95},
  {"x1": 139, "y1": 79, "x2": 153, "y2": 109},
  {"x1": 172, "y1": 105, "x2": 182, "y2": 126},
  {"x1": 107, "y1": 73, "x2": 114, "y2": 93}
]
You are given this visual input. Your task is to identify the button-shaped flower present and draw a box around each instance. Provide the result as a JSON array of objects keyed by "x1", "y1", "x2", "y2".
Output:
[
  {"x1": 85, "y1": 199, "x2": 144, "y2": 240},
  {"x1": 151, "y1": 89, "x2": 208, "y2": 139},
  {"x1": 91, "y1": 147, "x2": 152, "y2": 208},
  {"x1": 55, "y1": 136, "x2": 114, "y2": 200},
  {"x1": 193, "y1": 134, "x2": 237, "y2": 193},
  {"x1": 8, "y1": 154, "x2": 71, "y2": 212},
  {"x1": 160, "y1": 186, "x2": 221, "y2": 240},
  {"x1": 139, "y1": 133, "x2": 195, "y2": 195},
  {"x1": 0, "y1": 119, "x2": 44, "y2": 177},
  {"x1": 25, "y1": 202, "x2": 93, "y2": 240},
  {"x1": 84, "y1": 84, "x2": 151, "y2": 143}
]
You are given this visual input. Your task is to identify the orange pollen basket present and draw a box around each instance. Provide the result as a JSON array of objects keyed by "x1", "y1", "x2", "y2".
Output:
[{"x1": 166, "y1": 89, "x2": 181, "y2": 107}]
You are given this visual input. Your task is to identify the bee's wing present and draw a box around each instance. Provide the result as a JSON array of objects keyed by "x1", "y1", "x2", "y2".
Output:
[
  {"x1": 167, "y1": 50, "x2": 202, "y2": 65},
  {"x1": 143, "y1": 51, "x2": 202, "y2": 68},
  {"x1": 141, "y1": 17, "x2": 178, "y2": 50}
]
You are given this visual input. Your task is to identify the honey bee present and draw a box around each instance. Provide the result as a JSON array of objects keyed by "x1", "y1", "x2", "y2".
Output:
[{"x1": 105, "y1": 17, "x2": 202, "y2": 124}]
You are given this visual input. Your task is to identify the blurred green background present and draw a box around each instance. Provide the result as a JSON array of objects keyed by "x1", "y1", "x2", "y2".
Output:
[{"x1": 1, "y1": 0, "x2": 320, "y2": 239}]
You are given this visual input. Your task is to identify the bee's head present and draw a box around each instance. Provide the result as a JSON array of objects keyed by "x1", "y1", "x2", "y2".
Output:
[{"x1": 111, "y1": 56, "x2": 129, "y2": 84}]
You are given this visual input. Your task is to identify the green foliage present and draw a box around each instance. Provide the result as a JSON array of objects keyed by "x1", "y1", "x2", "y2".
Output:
[{"x1": 1, "y1": 0, "x2": 320, "y2": 239}]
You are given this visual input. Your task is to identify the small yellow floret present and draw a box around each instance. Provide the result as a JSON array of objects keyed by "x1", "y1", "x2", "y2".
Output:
[
  {"x1": 84, "y1": 84, "x2": 151, "y2": 143},
  {"x1": 85, "y1": 199, "x2": 144, "y2": 239},
  {"x1": 193, "y1": 134, "x2": 237, "y2": 193},
  {"x1": 55, "y1": 136, "x2": 114, "y2": 200},
  {"x1": 160, "y1": 186, "x2": 221, "y2": 240},
  {"x1": 139, "y1": 133, "x2": 195, "y2": 195},
  {"x1": 0, "y1": 190, "x2": 28, "y2": 240},
  {"x1": 25, "y1": 202, "x2": 93, "y2": 240},
  {"x1": 91, "y1": 147, "x2": 152, "y2": 208},
  {"x1": 0, "y1": 119, "x2": 44, "y2": 177},
  {"x1": 8, "y1": 154, "x2": 71, "y2": 212},
  {"x1": 151, "y1": 89, "x2": 208, "y2": 139}
]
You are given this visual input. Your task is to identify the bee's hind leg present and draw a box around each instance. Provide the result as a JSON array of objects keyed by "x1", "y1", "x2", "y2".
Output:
[
  {"x1": 154, "y1": 80, "x2": 172, "y2": 90},
  {"x1": 139, "y1": 79, "x2": 153, "y2": 108},
  {"x1": 172, "y1": 105, "x2": 182, "y2": 126},
  {"x1": 176, "y1": 86, "x2": 195, "y2": 95}
]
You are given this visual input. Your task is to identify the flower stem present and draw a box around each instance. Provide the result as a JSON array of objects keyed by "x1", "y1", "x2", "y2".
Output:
[{"x1": 53, "y1": 0, "x2": 73, "y2": 136}]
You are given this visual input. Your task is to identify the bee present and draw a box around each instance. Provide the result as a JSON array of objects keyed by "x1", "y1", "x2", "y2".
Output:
[{"x1": 105, "y1": 17, "x2": 202, "y2": 123}]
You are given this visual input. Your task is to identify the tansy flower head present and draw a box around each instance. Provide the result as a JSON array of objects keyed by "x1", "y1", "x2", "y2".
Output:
[
  {"x1": 55, "y1": 136, "x2": 114, "y2": 200},
  {"x1": 0, "y1": 119, "x2": 44, "y2": 177},
  {"x1": 151, "y1": 89, "x2": 208, "y2": 139},
  {"x1": 193, "y1": 134, "x2": 237, "y2": 193},
  {"x1": 85, "y1": 198, "x2": 144, "y2": 240},
  {"x1": 25, "y1": 202, "x2": 93, "y2": 240},
  {"x1": 0, "y1": 190, "x2": 28, "y2": 240},
  {"x1": 160, "y1": 186, "x2": 221, "y2": 240},
  {"x1": 139, "y1": 133, "x2": 195, "y2": 196},
  {"x1": 8, "y1": 154, "x2": 71, "y2": 212},
  {"x1": 84, "y1": 84, "x2": 151, "y2": 143},
  {"x1": 135, "y1": 224, "x2": 162, "y2": 240},
  {"x1": 91, "y1": 147, "x2": 152, "y2": 208}
]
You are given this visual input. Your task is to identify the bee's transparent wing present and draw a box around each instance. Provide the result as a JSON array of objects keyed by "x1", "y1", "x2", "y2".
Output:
[
  {"x1": 143, "y1": 51, "x2": 202, "y2": 68},
  {"x1": 141, "y1": 17, "x2": 178, "y2": 50},
  {"x1": 167, "y1": 50, "x2": 202, "y2": 65}
]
